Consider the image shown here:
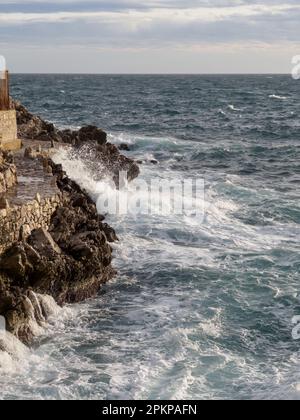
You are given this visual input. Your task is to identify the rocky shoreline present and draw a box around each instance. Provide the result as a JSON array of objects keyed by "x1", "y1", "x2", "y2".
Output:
[{"x1": 0, "y1": 102, "x2": 139, "y2": 346}]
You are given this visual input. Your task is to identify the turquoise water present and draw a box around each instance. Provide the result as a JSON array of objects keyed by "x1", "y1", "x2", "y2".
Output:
[{"x1": 1, "y1": 75, "x2": 300, "y2": 400}]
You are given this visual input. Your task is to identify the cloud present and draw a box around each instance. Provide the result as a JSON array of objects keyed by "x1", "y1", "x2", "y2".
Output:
[
  {"x1": 0, "y1": 1, "x2": 298, "y2": 72},
  {"x1": 0, "y1": 4, "x2": 298, "y2": 24},
  {"x1": 0, "y1": 3, "x2": 298, "y2": 47}
]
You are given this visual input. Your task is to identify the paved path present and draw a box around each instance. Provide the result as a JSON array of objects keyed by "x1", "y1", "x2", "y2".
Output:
[{"x1": 5, "y1": 140, "x2": 61, "y2": 207}]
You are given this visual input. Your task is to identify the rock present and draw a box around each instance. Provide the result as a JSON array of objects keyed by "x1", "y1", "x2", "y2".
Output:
[
  {"x1": 78, "y1": 126, "x2": 107, "y2": 146},
  {"x1": 28, "y1": 228, "x2": 62, "y2": 256},
  {"x1": 44, "y1": 164, "x2": 53, "y2": 175},
  {"x1": 69, "y1": 241, "x2": 94, "y2": 260},
  {"x1": 24, "y1": 147, "x2": 37, "y2": 159},
  {"x1": 118, "y1": 143, "x2": 130, "y2": 151},
  {"x1": 35, "y1": 193, "x2": 41, "y2": 204},
  {"x1": 0, "y1": 242, "x2": 41, "y2": 279},
  {"x1": 0, "y1": 197, "x2": 9, "y2": 210},
  {"x1": 12, "y1": 100, "x2": 62, "y2": 142},
  {"x1": 19, "y1": 224, "x2": 31, "y2": 241},
  {"x1": 102, "y1": 224, "x2": 119, "y2": 242},
  {"x1": 0, "y1": 247, "x2": 26, "y2": 278},
  {"x1": 0, "y1": 150, "x2": 18, "y2": 193}
]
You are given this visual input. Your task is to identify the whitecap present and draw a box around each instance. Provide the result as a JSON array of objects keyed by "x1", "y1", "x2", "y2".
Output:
[
  {"x1": 269, "y1": 94, "x2": 287, "y2": 100},
  {"x1": 228, "y1": 104, "x2": 243, "y2": 112}
]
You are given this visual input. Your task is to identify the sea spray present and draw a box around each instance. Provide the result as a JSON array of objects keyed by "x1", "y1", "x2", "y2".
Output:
[
  {"x1": 0, "y1": 292, "x2": 63, "y2": 369},
  {"x1": 0, "y1": 332, "x2": 30, "y2": 373},
  {"x1": 52, "y1": 146, "x2": 111, "y2": 201}
]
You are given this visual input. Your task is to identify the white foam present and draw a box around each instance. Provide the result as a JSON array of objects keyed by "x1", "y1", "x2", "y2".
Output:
[
  {"x1": 0, "y1": 332, "x2": 30, "y2": 374},
  {"x1": 0, "y1": 292, "x2": 63, "y2": 373},
  {"x1": 269, "y1": 94, "x2": 287, "y2": 100},
  {"x1": 228, "y1": 104, "x2": 243, "y2": 112}
]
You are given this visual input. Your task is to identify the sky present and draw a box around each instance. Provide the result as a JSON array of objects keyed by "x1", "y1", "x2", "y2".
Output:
[{"x1": 0, "y1": 0, "x2": 299, "y2": 73}]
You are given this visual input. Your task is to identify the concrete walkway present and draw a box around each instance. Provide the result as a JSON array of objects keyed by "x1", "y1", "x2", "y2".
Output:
[{"x1": 4, "y1": 140, "x2": 61, "y2": 207}]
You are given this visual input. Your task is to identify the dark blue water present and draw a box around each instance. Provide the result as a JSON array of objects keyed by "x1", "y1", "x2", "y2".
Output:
[{"x1": 1, "y1": 75, "x2": 299, "y2": 400}]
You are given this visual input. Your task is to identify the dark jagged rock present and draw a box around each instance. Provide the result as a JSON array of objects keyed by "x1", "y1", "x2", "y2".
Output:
[
  {"x1": 0, "y1": 161, "x2": 117, "y2": 343},
  {"x1": 118, "y1": 143, "x2": 130, "y2": 151},
  {"x1": 12, "y1": 100, "x2": 107, "y2": 147},
  {"x1": 12, "y1": 100, "x2": 60, "y2": 142},
  {"x1": 78, "y1": 126, "x2": 107, "y2": 146}
]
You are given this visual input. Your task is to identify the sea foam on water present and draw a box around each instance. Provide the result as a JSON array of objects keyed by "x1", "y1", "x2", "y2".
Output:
[{"x1": 0, "y1": 292, "x2": 63, "y2": 371}]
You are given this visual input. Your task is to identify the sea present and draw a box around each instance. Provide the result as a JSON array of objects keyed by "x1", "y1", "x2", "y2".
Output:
[{"x1": 0, "y1": 74, "x2": 299, "y2": 400}]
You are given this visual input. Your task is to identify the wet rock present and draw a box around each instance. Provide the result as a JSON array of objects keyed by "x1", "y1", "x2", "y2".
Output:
[
  {"x1": 118, "y1": 143, "x2": 130, "y2": 151},
  {"x1": 0, "y1": 243, "x2": 40, "y2": 280},
  {"x1": 28, "y1": 228, "x2": 62, "y2": 256},
  {"x1": 12, "y1": 99, "x2": 58, "y2": 142},
  {"x1": 12, "y1": 99, "x2": 109, "y2": 148},
  {"x1": 102, "y1": 224, "x2": 119, "y2": 242},
  {"x1": 78, "y1": 126, "x2": 107, "y2": 146}
]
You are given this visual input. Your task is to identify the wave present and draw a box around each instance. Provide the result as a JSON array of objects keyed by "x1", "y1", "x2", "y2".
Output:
[
  {"x1": 269, "y1": 94, "x2": 287, "y2": 100},
  {"x1": 228, "y1": 105, "x2": 243, "y2": 112},
  {"x1": 0, "y1": 293, "x2": 64, "y2": 373}
]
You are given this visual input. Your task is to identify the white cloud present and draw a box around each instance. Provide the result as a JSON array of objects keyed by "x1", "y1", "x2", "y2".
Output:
[
  {"x1": 0, "y1": 4, "x2": 298, "y2": 25},
  {"x1": 0, "y1": 1, "x2": 298, "y2": 72}
]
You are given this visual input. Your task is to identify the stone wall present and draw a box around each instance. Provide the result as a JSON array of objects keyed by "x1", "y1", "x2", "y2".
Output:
[
  {"x1": 0, "y1": 110, "x2": 21, "y2": 151},
  {"x1": 0, "y1": 192, "x2": 64, "y2": 254}
]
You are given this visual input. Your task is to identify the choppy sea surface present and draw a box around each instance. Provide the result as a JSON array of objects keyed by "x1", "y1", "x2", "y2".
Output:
[{"x1": 1, "y1": 75, "x2": 300, "y2": 400}]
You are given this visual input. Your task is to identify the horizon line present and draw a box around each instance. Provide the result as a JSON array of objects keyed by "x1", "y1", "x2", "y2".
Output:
[{"x1": 10, "y1": 72, "x2": 291, "y2": 76}]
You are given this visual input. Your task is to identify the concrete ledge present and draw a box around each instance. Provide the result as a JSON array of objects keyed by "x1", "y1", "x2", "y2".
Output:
[{"x1": 1, "y1": 139, "x2": 22, "y2": 151}]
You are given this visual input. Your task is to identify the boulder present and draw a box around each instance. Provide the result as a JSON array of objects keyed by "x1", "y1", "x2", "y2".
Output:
[
  {"x1": 0, "y1": 243, "x2": 41, "y2": 280},
  {"x1": 78, "y1": 126, "x2": 107, "y2": 146},
  {"x1": 28, "y1": 228, "x2": 62, "y2": 257},
  {"x1": 118, "y1": 143, "x2": 130, "y2": 151}
]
